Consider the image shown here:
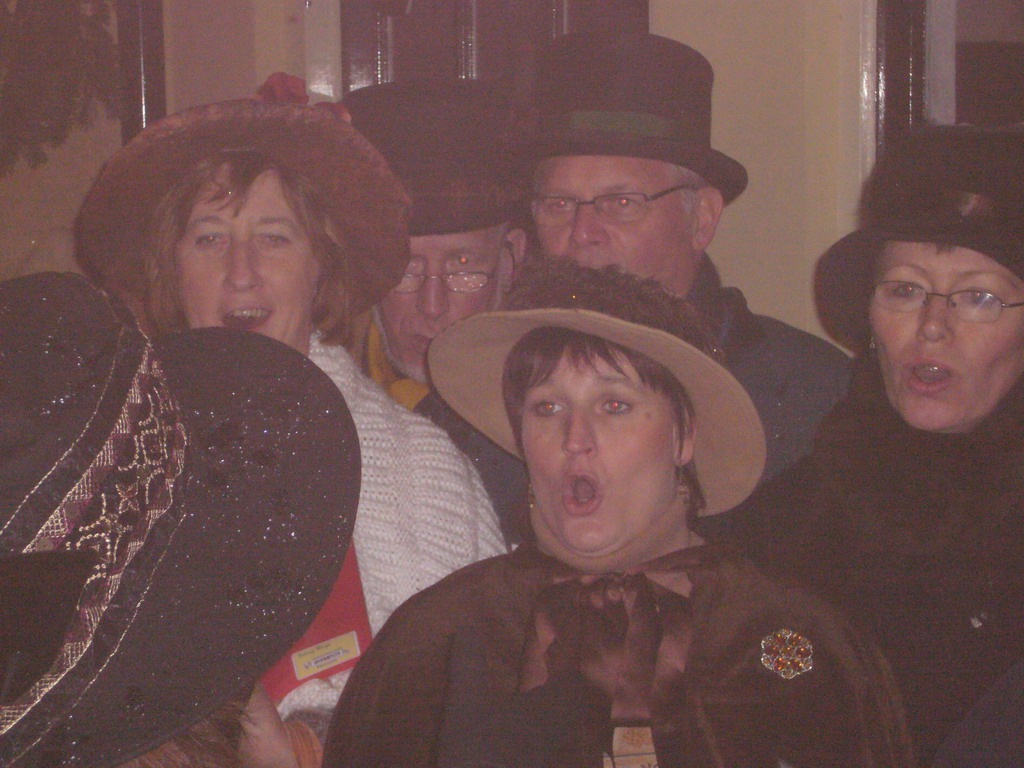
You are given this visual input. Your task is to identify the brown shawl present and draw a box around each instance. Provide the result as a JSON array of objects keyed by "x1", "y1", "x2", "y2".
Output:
[{"x1": 323, "y1": 544, "x2": 911, "y2": 768}]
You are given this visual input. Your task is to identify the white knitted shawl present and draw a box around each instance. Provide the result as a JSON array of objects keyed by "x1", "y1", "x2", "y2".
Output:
[{"x1": 277, "y1": 338, "x2": 506, "y2": 719}]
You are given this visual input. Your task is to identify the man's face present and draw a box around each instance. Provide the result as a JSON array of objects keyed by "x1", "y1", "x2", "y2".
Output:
[
  {"x1": 532, "y1": 155, "x2": 723, "y2": 296},
  {"x1": 377, "y1": 223, "x2": 525, "y2": 383}
]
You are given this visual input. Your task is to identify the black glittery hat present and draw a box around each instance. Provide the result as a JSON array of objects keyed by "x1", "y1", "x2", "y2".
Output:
[
  {"x1": 0, "y1": 272, "x2": 360, "y2": 767},
  {"x1": 344, "y1": 79, "x2": 525, "y2": 236},
  {"x1": 817, "y1": 126, "x2": 1024, "y2": 352}
]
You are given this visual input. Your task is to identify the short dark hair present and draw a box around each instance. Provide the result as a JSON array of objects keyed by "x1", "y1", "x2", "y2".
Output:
[
  {"x1": 500, "y1": 261, "x2": 718, "y2": 518},
  {"x1": 144, "y1": 150, "x2": 354, "y2": 344},
  {"x1": 502, "y1": 328, "x2": 694, "y2": 450}
]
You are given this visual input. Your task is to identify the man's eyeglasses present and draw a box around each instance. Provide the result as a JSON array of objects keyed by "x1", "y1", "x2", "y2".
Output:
[
  {"x1": 531, "y1": 183, "x2": 698, "y2": 225},
  {"x1": 872, "y1": 280, "x2": 1024, "y2": 323},
  {"x1": 392, "y1": 271, "x2": 495, "y2": 294}
]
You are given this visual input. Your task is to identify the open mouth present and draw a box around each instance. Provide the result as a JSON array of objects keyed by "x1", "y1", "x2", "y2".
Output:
[
  {"x1": 572, "y1": 476, "x2": 596, "y2": 504},
  {"x1": 222, "y1": 308, "x2": 270, "y2": 331},
  {"x1": 911, "y1": 363, "x2": 952, "y2": 386},
  {"x1": 562, "y1": 473, "x2": 601, "y2": 515}
]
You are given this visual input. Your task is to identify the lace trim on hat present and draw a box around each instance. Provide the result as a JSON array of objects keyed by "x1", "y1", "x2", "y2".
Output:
[{"x1": 0, "y1": 346, "x2": 186, "y2": 736}]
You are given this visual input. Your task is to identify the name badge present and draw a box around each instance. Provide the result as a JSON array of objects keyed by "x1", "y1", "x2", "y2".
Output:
[
  {"x1": 603, "y1": 726, "x2": 658, "y2": 768},
  {"x1": 261, "y1": 544, "x2": 372, "y2": 702}
]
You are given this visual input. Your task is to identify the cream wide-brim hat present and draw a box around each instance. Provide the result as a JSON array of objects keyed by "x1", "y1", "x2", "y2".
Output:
[{"x1": 429, "y1": 308, "x2": 766, "y2": 516}]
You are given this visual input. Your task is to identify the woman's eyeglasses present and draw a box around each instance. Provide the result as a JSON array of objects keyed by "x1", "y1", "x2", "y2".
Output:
[{"x1": 872, "y1": 280, "x2": 1024, "y2": 323}]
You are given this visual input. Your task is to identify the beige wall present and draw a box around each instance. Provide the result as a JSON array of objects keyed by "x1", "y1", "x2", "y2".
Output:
[
  {"x1": 164, "y1": 0, "x2": 306, "y2": 112},
  {"x1": 652, "y1": 0, "x2": 875, "y2": 342}
]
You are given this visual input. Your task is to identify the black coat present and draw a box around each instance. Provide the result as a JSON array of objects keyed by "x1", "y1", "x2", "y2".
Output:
[{"x1": 715, "y1": 357, "x2": 1024, "y2": 764}]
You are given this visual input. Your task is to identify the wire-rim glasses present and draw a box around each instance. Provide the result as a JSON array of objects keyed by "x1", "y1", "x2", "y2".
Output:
[
  {"x1": 392, "y1": 270, "x2": 495, "y2": 294},
  {"x1": 531, "y1": 183, "x2": 698, "y2": 225},
  {"x1": 872, "y1": 280, "x2": 1024, "y2": 323}
]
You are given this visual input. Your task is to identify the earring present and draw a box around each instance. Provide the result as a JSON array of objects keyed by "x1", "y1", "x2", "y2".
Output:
[
  {"x1": 675, "y1": 466, "x2": 689, "y2": 496},
  {"x1": 868, "y1": 337, "x2": 877, "y2": 350}
]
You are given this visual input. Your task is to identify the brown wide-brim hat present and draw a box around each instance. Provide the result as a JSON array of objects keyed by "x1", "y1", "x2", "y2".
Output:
[
  {"x1": 531, "y1": 32, "x2": 748, "y2": 204},
  {"x1": 429, "y1": 309, "x2": 765, "y2": 516},
  {"x1": 75, "y1": 99, "x2": 410, "y2": 316},
  {"x1": 816, "y1": 125, "x2": 1024, "y2": 353}
]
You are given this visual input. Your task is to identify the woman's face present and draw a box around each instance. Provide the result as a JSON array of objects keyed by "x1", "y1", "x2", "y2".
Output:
[
  {"x1": 521, "y1": 351, "x2": 695, "y2": 573},
  {"x1": 870, "y1": 241, "x2": 1024, "y2": 432},
  {"x1": 174, "y1": 170, "x2": 321, "y2": 356}
]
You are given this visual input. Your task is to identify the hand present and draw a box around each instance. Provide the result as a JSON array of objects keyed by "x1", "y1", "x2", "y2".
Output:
[{"x1": 238, "y1": 684, "x2": 300, "y2": 768}]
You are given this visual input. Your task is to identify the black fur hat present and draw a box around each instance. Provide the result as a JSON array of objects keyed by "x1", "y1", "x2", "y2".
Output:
[{"x1": 817, "y1": 126, "x2": 1024, "y2": 352}]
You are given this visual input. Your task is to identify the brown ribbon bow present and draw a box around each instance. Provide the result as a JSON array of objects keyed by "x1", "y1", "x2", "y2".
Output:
[{"x1": 519, "y1": 548, "x2": 701, "y2": 753}]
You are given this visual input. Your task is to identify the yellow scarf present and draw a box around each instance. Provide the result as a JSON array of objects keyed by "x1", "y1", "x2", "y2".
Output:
[{"x1": 365, "y1": 322, "x2": 430, "y2": 410}]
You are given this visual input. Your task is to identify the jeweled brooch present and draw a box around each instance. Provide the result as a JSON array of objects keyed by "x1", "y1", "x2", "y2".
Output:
[{"x1": 760, "y1": 628, "x2": 814, "y2": 679}]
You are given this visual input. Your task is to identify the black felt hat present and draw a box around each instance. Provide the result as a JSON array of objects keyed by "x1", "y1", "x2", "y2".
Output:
[
  {"x1": 344, "y1": 79, "x2": 525, "y2": 235},
  {"x1": 0, "y1": 272, "x2": 360, "y2": 767},
  {"x1": 531, "y1": 32, "x2": 748, "y2": 203},
  {"x1": 816, "y1": 126, "x2": 1024, "y2": 352}
]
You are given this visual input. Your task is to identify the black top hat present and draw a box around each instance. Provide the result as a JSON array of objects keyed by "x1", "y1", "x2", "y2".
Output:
[
  {"x1": 0, "y1": 272, "x2": 360, "y2": 767},
  {"x1": 344, "y1": 79, "x2": 525, "y2": 236},
  {"x1": 531, "y1": 32, "x2": 748, "y2": 203},
  {"x1": 816, "y1": 126, "x2": 1024, "y2": 351}
]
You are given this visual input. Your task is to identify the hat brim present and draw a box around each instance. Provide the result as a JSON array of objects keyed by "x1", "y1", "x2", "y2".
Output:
[
  {"x1": 1, "y1": 273, "x2": 360, "y2": 767},
  {"x1": 815, "y1": 228, "x2": 885, "y2": 353},
  {"x1": 429, "y1": 309, "x2": 765, "y2": 516},
  {"x1": 530, "y1": 135, "x2": 748, "y2": 204},
  {"x1": 75, "y1": 100, "x2": 410, "y2": 316},
  {"x1": 401, "y1": 164, "x2": 524, "y2": 236},
  {"x1": 63, "y1": 328, "x2": 361, "y2": 768}
]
